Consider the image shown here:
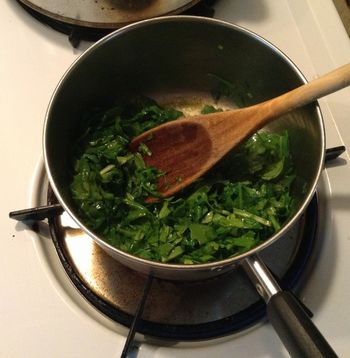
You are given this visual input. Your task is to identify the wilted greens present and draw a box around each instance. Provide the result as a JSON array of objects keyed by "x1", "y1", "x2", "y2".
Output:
[{"x1": 70, "y1": 96, "x2": 296, "y2": 264}]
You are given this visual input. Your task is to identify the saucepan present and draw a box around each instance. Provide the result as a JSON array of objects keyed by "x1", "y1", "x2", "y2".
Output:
[
  {"x1": 43, "y1": 16, "x2": 326, "y2": 280},
  {"x1": 38, "y1": 16, "x2": 337, "y2": 356}
]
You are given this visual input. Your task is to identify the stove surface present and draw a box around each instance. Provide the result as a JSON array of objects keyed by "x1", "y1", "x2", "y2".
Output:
[{"x1": 2, "y1": 0, "x2": 350, "y2": 357}]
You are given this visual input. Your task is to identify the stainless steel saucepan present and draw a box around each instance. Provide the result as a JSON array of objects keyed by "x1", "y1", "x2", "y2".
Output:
[{"x1": 37, "y1": 16, "x2": 336, "y2": 356}]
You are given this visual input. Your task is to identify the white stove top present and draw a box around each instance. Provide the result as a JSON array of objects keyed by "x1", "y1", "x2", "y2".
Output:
[{"x1": 2, "y1": 1, "x2": 350, "y2": 357}]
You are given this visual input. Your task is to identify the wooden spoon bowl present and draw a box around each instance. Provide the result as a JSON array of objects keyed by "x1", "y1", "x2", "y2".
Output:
[{"x1": 131, "y1": 63, "x2": 350, "y2": 197}]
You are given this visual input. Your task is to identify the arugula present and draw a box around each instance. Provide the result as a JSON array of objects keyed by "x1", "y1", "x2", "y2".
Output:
[{"x1": 70, "y1": 96, "x2": 296, "y2": 264}]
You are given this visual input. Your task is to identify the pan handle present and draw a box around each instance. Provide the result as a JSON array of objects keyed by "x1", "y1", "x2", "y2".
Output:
[{"x1": 242, "y1": 255, "x2": 337, "y2": 357}]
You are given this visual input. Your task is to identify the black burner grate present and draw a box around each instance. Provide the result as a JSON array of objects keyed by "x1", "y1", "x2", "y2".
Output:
[
  {"x1": 17, "y1": 0, "x2": 217, "y2": 48},
  {"x1": 48, "y1": 195, "x2": 319, "y2": 341}
]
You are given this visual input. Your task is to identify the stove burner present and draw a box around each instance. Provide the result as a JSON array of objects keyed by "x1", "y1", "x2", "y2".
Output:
[
  {"x1": 17, "y1": 0, "x2": 216, "y2": 47},
  {"x1": 12, "y1": 146, "x2": 345, "y2": 353},
  {"x1": 47, "y1": 191, "x2": 319, "y2": 341}
]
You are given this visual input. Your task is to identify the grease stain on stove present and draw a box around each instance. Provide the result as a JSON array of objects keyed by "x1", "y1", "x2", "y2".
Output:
[
  {"x1": 90, "y1": 0, "x2": 158, "y2": 14},
  {"x1": 109, "y1": 0, "x2": 154, "y2": 10}
]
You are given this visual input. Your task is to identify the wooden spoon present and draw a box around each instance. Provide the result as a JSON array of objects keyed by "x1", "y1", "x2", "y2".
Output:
[{"x1": 131, "y1": 63, "x2": 350, "y2": 198}]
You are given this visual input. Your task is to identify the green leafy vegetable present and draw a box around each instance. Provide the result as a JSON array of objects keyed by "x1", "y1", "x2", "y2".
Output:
[
  {"x1": 200, "y1": 104, "x2": 223, "y2": 114},
  {"x1": 70, "y1": 96, "x2": 297, "y2": 264}
]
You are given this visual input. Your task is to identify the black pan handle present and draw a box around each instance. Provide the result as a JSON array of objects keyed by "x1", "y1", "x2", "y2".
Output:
[
  {"x1": 267, "y1": 291, "x2": 337, "y2": 357},
  {"x1": 242, "y1": 255, "x2": 337, "y2": 357}
]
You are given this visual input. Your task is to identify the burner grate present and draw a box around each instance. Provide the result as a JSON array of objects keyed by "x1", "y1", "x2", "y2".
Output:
[
  {"x1": 47, "y1": 193, "x2": 319, "y2": 341},
  {"x1": 17, "y1": 0, "x2": 216, "y2": 48}
]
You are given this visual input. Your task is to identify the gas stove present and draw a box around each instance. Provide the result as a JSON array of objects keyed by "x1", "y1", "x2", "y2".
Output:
[{"x1": 2, "y1": 1, "x2": 350, "y2": 357}]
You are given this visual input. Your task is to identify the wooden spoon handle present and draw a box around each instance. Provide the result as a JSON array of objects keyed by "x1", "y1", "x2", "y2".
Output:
[{"x1": 261, "y1": 62, "x2": 350, "y2": 121}]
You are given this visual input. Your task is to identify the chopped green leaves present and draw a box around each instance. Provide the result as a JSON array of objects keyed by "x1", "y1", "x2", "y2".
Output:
[{"x1": 70, "y1": 98, "x2": 296, "y2": 264}]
